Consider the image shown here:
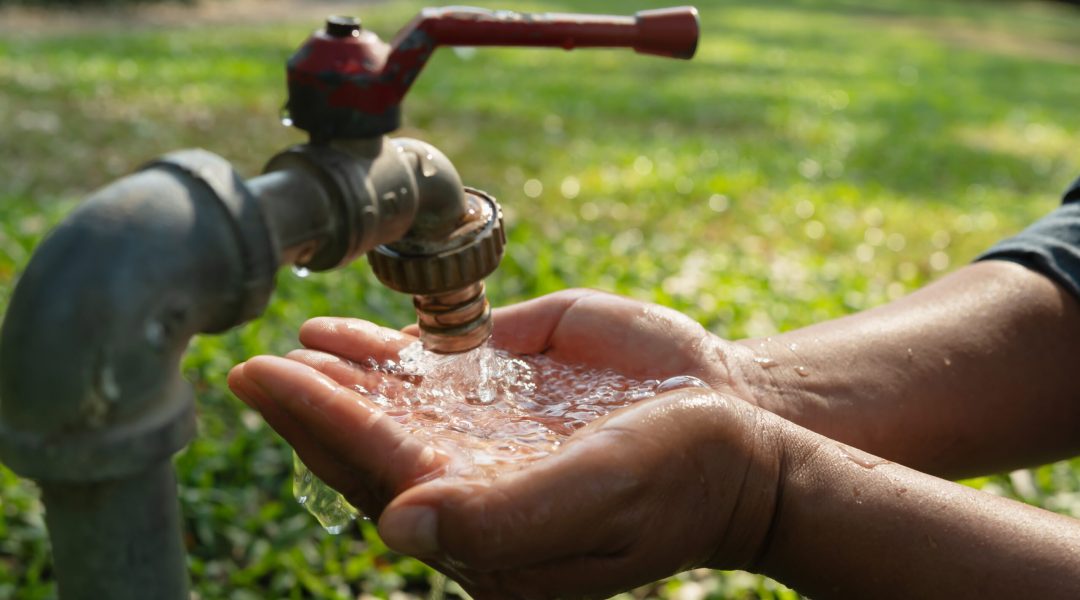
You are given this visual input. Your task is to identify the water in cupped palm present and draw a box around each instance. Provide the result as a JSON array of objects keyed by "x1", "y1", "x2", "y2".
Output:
[{"x1": 293, "y1": 336, "x2": 706, "y2": 532}]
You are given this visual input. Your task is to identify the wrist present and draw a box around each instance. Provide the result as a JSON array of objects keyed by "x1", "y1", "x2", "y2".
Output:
[
  {"x1": 731, "y1": 335, "x2": 879, "y2": 454},
  {"x1": 697, "y1": 399, "x2": 801, "y2": 573},
  {"x1": 742, "y1": 416, "x2": 828, "y2": 576},
  {"x1": 727, "y1": 337, "x2": 814, "y2": 417}
]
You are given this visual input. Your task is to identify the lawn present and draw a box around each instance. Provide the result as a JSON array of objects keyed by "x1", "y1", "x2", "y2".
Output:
[{"x1": 1, "y1": 0, "x2": 1079, "y2": 597}]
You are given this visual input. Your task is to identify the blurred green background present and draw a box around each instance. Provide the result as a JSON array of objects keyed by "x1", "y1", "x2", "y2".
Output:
[{"x1": 1, "y1": 0, "x2": 1079, "y2": 598}]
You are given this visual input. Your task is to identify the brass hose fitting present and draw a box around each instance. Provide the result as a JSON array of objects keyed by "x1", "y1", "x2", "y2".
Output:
[
  {"x1": 413, "y1": 282, "x2": 493, "y2": 353},
  {"x1": 368, "y1": 188, "x2": 505, "y2": 353}
]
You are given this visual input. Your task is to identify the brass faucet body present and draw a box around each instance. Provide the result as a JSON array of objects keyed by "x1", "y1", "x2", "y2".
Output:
[{"x1": 262, "y1": 136, "x2": 505, "y2": 352}]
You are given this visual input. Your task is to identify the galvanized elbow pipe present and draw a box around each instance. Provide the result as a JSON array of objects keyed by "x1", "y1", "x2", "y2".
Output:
[
  {"x1": 0, "y1": 150, "x2": 278, "y2": 600},
  {"x1": 0, "y1": 138, "x2": 503, "y2": 597}
]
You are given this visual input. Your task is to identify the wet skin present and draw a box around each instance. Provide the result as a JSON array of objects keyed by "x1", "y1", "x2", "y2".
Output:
[{"x1": 231, "y1": 261, "x2": 1080, "y2": 599}]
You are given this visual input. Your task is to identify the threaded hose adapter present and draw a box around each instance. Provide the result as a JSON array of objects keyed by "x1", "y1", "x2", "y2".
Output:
[{"x1": 367, "y1": 188, "x2": 504, "y2": 353}]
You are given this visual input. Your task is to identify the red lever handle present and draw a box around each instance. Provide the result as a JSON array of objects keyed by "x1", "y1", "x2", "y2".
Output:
[
  {"x1": 393, "y1": 7, "x2": 699, "y2": 58},
  {"x1": 286, "y1": 7, "x2": 700, "y2": 141}
]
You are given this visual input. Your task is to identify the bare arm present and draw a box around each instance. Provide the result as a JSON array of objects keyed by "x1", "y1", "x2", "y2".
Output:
[
  {"x1": 758, "y1": 426, "x2": 1080, "y2": 599},
  {"x1": 737, "y1": 260, "x2": 1080, "y2": 478},
  {"x1": 233, "y1": 287, "x2": 1080, "y2": 597}
]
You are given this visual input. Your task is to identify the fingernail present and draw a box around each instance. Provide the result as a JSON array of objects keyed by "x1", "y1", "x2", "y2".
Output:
[{"x1": 379, "y1": 506, "x2": 439, "y2": 556}]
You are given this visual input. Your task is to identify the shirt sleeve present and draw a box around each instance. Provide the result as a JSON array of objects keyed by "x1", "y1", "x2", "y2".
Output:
[{"x1": 976, "y1": 175, "x2": 1080, "y2": 302}]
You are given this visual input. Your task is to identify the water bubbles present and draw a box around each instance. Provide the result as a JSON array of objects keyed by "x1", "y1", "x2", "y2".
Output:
[
  {"x1": 655, "y1": 375, "x2": 711, "y2": 394},
  {"x1": 295, "y1": 339, "x2": 714, "y2": 529},
  {"x1": 291, "y1": 265, "x2": 311, "y2": 278}
]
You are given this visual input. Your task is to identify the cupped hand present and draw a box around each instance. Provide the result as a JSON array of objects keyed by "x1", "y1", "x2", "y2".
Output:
[{"x1": 229, "y1": 289, "x2": 784, "y2": 599}]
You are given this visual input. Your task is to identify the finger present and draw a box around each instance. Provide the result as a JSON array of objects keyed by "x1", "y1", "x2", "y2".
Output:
[
  {"x1": 402, "y1": 323, "x2": 419, "y2": 336},
  {"x1": 228, "y1": 362, "x2": 258, "y2": 410},
  {"x1": 299, "y1": 317, "x2": 418, "y2": 364},
  {"x1": 378, "y1": 426, "x2": 642, "y2": 570},
  {"x1": 380, "y1": 389, "x2": 741, "y2": 573},
  {"x1": 242, "y1": 356, "x2": 447, "y2": 501},
  {"x1": 229, "y1": 362, "x2": 365, "y2": 502},
  {"x1": 487, "y1": 288, "x2": 600, "y2": 354},
  {"x1": 285, "y1": 349, "x2": 413, "y2": 398}
]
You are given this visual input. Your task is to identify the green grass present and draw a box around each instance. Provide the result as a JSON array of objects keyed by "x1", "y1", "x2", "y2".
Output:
[{"x1": 2, "y1": 0, "x2": 1080, "y2": 597}]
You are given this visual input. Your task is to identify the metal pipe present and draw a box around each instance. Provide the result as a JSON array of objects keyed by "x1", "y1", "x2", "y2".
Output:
[
  {"x1": 0, "y1": 150, "x2": 276, "y2": 598},
  {"x1": 0, "y1": 137, "x2": 500, "y2": 595},
  {"x1": 42, "y1": 462, "x2": 191, "y2": 600}
]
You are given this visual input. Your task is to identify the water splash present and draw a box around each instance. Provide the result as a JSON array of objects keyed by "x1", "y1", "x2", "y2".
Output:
[
  {"x1": 292, "y1": 453, "x2": 356, "y2": 534},
  {"x1": 295, "y1": 340, "x2": 711, "y2": 532}
]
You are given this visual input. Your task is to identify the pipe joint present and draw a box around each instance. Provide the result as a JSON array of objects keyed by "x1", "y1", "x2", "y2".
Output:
[{"x1": 0, "y1": 149, "x2": 277, "y2": 482}]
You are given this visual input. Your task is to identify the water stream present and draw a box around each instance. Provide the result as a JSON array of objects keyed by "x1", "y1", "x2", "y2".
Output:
[
  {"x1": 294, "y1": 339, "x2": 674, "y2": 522},
  {"x1": 291, "y1": 335, "x2": 707, "y2": 594}
]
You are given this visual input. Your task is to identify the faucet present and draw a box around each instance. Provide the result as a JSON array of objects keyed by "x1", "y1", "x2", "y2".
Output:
[{"x1": 0, "y1": 7, "x2": 699, "y2": 598}]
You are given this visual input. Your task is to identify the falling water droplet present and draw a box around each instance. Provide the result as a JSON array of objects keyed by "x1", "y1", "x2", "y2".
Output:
[
  {"x1": 280, "y1": 108, "x2": 294, "y2": 127},
  {"x1": 292, "y1": 265, "x2": 311, "y2": 278}
]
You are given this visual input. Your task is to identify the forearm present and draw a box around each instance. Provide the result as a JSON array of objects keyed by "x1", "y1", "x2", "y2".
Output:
[
  {"x1": 758, "y1": 425, "x2": 1080, "y2": 598},
  {"x1": 735, "y1": 260, "x2": 1080, "y2": 478}
]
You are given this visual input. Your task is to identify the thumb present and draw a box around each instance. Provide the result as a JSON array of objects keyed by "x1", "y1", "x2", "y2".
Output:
[{"x1": 377, "y1": 428, "x2": 639, "y2": 569}]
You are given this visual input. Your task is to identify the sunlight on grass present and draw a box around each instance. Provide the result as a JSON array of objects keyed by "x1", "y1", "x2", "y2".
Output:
[{"x1": 1, "y1": 0, "x2": 1079, "y2": 597}]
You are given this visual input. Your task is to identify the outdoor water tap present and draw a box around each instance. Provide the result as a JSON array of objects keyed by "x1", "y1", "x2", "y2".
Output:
[
  {"x1": 0, "y1": 6, "x2": 699, "y2": 599},
  {"x1": 278, "y1": 6, "x2": 700, "y2": 352}
]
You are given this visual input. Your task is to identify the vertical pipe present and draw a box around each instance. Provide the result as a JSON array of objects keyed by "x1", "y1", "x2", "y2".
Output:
[{"x1": 41, "y1": 462, "x2": 190, "y2": 600}]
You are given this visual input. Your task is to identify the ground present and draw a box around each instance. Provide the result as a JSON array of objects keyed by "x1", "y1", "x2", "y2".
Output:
[{"x1": 1, "y1": 0, "x2": 1079, "y2": 598}]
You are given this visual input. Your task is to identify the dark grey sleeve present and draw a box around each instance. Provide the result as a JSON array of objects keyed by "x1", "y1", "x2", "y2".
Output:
[{"x1": 976, "y1": 176, "x2": 1080, "y2": 302}]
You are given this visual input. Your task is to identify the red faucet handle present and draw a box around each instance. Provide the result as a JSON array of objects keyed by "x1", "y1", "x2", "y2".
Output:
[
  {"x1": 285, "y1": 7, "x2": 700, "y2": 141},
  {"x1": 399, "y1": 7, "x2": 699, "y2": 59},
  {"x1": 634, "y1": 7, "x2": 701, "y2": 59}
]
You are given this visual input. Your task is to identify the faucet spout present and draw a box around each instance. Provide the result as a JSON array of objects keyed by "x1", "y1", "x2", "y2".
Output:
[{"x1": 367, "y1": 140, "x2": 505, "y2": 353}]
